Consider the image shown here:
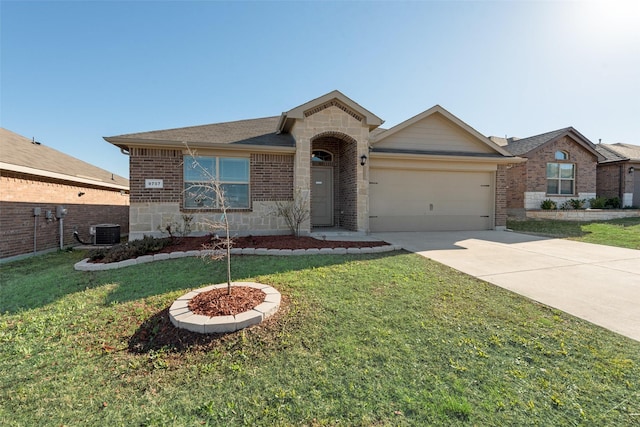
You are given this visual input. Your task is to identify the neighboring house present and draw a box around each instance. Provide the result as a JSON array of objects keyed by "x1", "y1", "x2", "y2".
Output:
[
  {"x1": 104, "y1": 90, "x2": 522, "y2": 240},
  {"x1": 490, "y1": 127, "x2": 604, "y2": 216},
  {"x1": 0, "y1": 128, "x2": 130, "y2": 260},
  {"x1": 596, "y1": 143, "x2": 640, "y2": 207}
]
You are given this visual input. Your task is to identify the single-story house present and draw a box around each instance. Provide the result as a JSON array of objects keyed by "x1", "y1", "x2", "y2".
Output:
[
  {"x1": 104, "y1": 90, "x2": 523, "y2": 239},
  {"x1": 490, "y1": 127, "x2": 604, "y2": 216},
  {"x1": 596, "y1": 142, "x2": 640, "y2": 207},
  {"x1": 0, "y1": 128, "x2": 130, "y2": 261}
]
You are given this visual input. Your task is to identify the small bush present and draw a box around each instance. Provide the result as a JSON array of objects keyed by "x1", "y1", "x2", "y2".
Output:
[
  {"x1": 589, "y1": 197, "x2": 607, "y2": 209},
  {"x1": 88, "y1": 235, "x2": 172, "y2": 263},
  {"x1": 540, "y1": 199, "x2": 557, "y2": 210},
  {"x1": 605, "y1": 197, "x2": 621, "y2": 209},
  {"x1": 561, "y1": 199, "x2": 586, "y2": 210}
]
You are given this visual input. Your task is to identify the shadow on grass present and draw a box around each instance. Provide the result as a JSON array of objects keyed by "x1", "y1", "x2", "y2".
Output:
[
  {"x1": 0, "y1": 250, "x2": 405, "y2": 314},
  {"x1": 507, "y1": 219, "x2": 592, "y2": 237},
  {"x1": 128, "y1": 294, "x2": 293, "y2": 354},
  {"x1": 102, "y1": 252, "x2": 404, "y2": 306}
]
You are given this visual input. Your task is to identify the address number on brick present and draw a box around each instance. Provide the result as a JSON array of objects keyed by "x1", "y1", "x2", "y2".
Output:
[{"x1": 145, "y1": 179, "x2": 164, "y2": 189}]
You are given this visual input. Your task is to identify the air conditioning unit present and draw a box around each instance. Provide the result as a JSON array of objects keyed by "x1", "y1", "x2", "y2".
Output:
[{"x1": 93, "y1": 224, "x2": 120, "y2": 245}]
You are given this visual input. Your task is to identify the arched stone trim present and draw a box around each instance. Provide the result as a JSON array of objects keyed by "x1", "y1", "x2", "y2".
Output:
[
  {"x1": 311, "y1": 131, "x2": 358, "y2": 146},
  {"x1": 304, "y1": 100, "x2": 363, "y2": 122}
]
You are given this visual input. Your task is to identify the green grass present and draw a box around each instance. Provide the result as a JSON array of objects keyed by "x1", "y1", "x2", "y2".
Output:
[
  {"x1": 2, "y1": 250, "x2": 640, "y2": 426},
  {"x1": 508, "y1": 217, "x2": 640, "y2": 250}
]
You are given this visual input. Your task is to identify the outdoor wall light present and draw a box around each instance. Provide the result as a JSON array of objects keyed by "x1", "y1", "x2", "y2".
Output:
[
  {"x1": 629, "y1": 166, "x2": 635, "y2": 174},
  {"x1": 78, "y1": 192, "x2": 85, "y2": 197},
  {"x1": 360, "y1": 154, "x2": 368, "y2": 166}
]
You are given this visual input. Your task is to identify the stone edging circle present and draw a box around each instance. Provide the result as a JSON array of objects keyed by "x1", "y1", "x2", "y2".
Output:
[
  {"x1": 73, "y1": 244, "x2": 402, "y2": 271},
  {"x1": 169, "y1": 282, "x2": 280, "y2": 334}
]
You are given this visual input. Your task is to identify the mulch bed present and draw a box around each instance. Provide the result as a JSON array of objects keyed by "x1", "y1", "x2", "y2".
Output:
[
  {"x1": 188, "y1": 286, "x2": 266, "y2": 317},
  {"x1": 157, "y1": 234, "x2": 389, "y2": 253}
]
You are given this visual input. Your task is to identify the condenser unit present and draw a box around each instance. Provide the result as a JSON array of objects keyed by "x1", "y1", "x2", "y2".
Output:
[{"x1": 93, "y1": 224, "x2": 121, "y2": 245}]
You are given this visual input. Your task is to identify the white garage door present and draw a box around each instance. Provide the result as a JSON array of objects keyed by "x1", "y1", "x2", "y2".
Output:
[{"x1": 369, "y1": 169, "x2": 494, "y2": 232}]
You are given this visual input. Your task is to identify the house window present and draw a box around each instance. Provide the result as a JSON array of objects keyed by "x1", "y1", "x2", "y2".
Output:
[
  {"x1": 183, "y1": 156, "x2": 250, "y2": 208},
  {"x1": 546, "y1": 162, "x2": 575, "y2": 195},
  {"x1": 311, "y1": 150, "x2": 333, "y2": 162},
  {"x1": 555, "y1": 150, "x2": 569, "y2": 160}
]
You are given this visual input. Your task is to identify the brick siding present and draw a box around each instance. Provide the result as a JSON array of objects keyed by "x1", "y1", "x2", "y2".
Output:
[
  {"x1": 1, "y1": 171, "x2": 129, "y2": 259},
  {"x1": 129, "y1": 148, "x2": 183, "y2": 203},
  {"x1": 495, "y1": 166, "x2": 507, "y2": 227},
  {"x1": 251, "y1": 153, "x2": 294, "y2": 201},
  {"x1": 506, "y1": 137, "x2": 598, "y2": 212}
]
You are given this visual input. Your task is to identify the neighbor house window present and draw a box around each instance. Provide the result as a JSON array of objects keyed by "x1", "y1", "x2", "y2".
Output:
[
  {"x1": 555, "y1": 150, "x2": 569, "y2": 160},
  {"x1": 183, "y1": 156, "x2": 250, "y2": 208},
  {"x1": 546, "y1": 162, "x2": 575, "y2": 195}
]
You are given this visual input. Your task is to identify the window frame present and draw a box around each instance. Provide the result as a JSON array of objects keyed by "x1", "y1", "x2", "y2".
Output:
[
  {"x1": 546, "y1": 161, "x2": 575, "y2": 195},
  {"x1": 311, "y1": 149, "x2": 333, "y2": 162},
  {"x1": 183, "y1": 155, "x2": 250, "y2": 209}
]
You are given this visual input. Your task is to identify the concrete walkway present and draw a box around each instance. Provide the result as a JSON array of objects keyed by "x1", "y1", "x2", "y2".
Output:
[{"x1": 373, "y1": 231, "x2": 640, "y2": 342}]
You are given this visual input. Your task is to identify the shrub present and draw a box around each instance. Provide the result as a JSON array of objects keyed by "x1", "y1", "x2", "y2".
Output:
[
  {"x1": 561, "y1": 199, "x2": 586, "y2": 210},
  {"x1": 605, "y1": 197, "x2": 621, "y2": 209},
  {"x1": 540, "y1": 199, "x2": 557, "y2": 210},
  {"x1": 589, "y1": 197, "x2": 607, "y2": 209},
  {"x1": 88, "y1": 235, "x2": 172, "y2": 263}
]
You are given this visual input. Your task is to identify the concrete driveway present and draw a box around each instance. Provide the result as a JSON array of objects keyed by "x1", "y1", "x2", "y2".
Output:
[{"x1": 373, "y1": 231, "x2": 640, "y2": 342}]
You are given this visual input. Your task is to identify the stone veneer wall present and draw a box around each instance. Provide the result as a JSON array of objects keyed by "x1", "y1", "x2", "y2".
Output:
[
  {"x1": 290, "y1": 104, "x2": 370, "y2": 233},
  {"x1": 526, "y1": 209, "x2": 639, "y2": 221}
]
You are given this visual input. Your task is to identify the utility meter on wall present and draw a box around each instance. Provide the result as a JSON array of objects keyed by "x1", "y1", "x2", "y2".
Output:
[{"x1": 55, "y1": 206, "x2": 68, "y2": 219}]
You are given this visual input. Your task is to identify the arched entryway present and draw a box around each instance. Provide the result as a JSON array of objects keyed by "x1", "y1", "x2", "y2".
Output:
[{"x1": 310, "y1": 132, "x2": 359, "y2": 230}]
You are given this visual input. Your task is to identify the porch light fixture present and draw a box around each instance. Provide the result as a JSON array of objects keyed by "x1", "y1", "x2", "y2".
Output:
[
  {"x1": 630, "y1": 166, "x2": 635, "y2": 174},
  {"x1": 360, "y1": 154, "x2": 368, "y2": 166}
]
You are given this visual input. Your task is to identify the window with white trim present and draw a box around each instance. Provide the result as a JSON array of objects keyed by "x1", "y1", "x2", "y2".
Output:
[
  {"x1": 546, "y1": 162, "x2": 575, "y2": 195},
  {"x1": 183, "y1": 156, "x2": 250, "y2": 208}
]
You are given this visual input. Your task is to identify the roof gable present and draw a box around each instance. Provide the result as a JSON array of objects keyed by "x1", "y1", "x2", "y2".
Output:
[
  {"x1": 0, "y1": 128, "x2": 128, "y2": 189},
  {"x1": 277, "y1": 90, "x2": 383, "y2": 132},
  {"x1": 504, "y1": 127, "x2": 604, "y2": 160},
  {"x1": 372, "y1": 105, "x2": 513, "y2": 157}
]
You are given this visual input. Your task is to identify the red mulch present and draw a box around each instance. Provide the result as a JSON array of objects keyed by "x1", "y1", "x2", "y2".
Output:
[
  {"x1": 188, "y1": 286, "x2": 266, "y2": 317},
  {"x1": 157, "y1": 234, "x2": 389, "y2": 253}
]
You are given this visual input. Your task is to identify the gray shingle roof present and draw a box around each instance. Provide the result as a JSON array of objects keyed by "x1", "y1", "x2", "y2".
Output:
[
  {"x1": 598, "y1": 143, "x2": 640, "y2": 161},
  {"x1": 0, "y1": 128, "x2": 129, "y2": 188},
  {"x1": 107, "y1": 116, "x2": 295, "y2": 147},
  {"x1": 503, "y1": 127, "x2": 573, "y2": 155}
]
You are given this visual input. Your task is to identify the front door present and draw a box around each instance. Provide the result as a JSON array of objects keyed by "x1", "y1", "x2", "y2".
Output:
[{"x1": 311, "y1": 167, "x2": 333, "y2": 226}]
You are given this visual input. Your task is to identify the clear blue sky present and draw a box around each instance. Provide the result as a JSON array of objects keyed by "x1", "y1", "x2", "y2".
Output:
[{"x1": 2, "y1": 0, "x2": 639, "y2": 179}]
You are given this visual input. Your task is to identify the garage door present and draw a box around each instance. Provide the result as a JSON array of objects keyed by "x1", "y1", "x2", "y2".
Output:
[{"x1": 369, "y1": 169, "x2": 494, "y2": 232}]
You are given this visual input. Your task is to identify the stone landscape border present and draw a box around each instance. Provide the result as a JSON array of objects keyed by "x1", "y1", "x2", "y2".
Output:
[
  {"x1": 169, "y1": 282, "x2": 280, "y2": 334},
  {"x1": 74, "y1": 244, "x2": 402, "y2": 271}
]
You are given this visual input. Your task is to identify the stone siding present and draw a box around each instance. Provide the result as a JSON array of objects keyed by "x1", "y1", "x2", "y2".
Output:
[
  {"x1": 494, "y1": 166, "x2": 507, "y2": 228},
  {"x1": 526, "y1": 209, "x2": 639, "y2": 221}
]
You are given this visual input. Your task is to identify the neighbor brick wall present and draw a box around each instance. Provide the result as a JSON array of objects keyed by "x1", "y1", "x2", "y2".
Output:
[
  {"x1": 0, "y1": 171, "x2": 129, "y2": 259},
  {"x1": 525, "y1": 137, "x2": 598, "y2": 194},
  {"x1": 597, "y1": 163, "x2": 622, "y2": 199}
]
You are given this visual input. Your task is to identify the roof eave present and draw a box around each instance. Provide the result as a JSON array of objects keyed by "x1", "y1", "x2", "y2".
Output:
[
  {"x1": 0, "y1": 162, "x2": 129, "y2": 190},
  {"x1": 104, "y1": 136, "x2": 296, "y2": 154}
]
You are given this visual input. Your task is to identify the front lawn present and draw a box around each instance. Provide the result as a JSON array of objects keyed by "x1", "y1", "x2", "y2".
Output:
[
  {"x1": 507, "y1": 217, "x2": 640, "y2": 250},
  {"x1": 1, "y1": 250, "x2": 639, "y2": 426}
]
